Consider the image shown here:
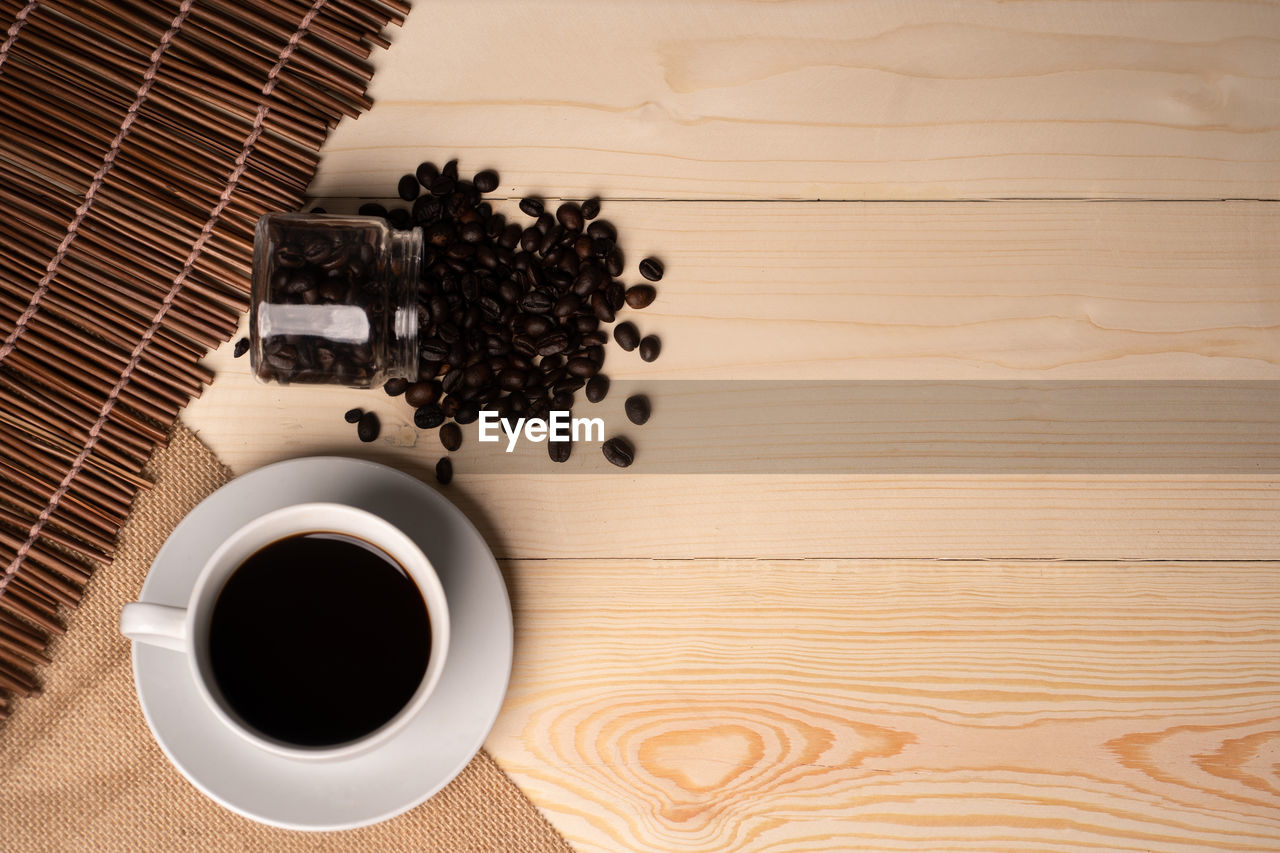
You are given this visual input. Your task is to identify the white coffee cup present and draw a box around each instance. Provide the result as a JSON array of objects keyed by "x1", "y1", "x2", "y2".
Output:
[{"x1": 120, "y1": 503, "x2": 449, "y2": 762}]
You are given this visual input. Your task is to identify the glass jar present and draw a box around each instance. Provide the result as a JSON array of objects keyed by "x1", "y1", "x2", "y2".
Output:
[{"x1": 250, "y1": 213, "x2": 421, "y2": 387}]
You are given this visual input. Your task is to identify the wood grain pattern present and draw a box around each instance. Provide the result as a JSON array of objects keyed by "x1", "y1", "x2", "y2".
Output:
[
  {"x1": 488, "y1": 559, "x2": 1280, "y2": 853},
  {"x1": 310, "y1": 1, "x2": 1280, "y2": 201}
]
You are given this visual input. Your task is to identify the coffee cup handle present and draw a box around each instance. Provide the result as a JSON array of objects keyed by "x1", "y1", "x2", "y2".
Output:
[{"x1": 120, "y1": 603, "x2": 188, "y2": 653}]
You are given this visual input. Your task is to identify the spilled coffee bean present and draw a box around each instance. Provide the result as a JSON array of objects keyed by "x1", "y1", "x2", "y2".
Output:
[
  {"x1": 602, "y1": 436, "x2": 635, "y2": 468},
  {"x1": 397, "y1": 174, "x2": 419, "y2": 201},
  {"x1": 439, "y1": 422, "x2": 462, "y2": 452},
  {"x1": 233, "y1": 337, "x2": 249, "y2": 358},
  {"x1": 435, "y1": 457, "x2": 453, "y2": 485},
  {"x1": 585, "y1": 374, "x2": 610, "y2": 403},
  {"x1": 624, "y1": 285, "x2": 655, "y2": 310},
  {"x1": 638, "y1": 257, "x2": 664, "y2": 282},
  {"x1": 613, "y1": 322, "x2": 639, "y2": 351},
  {"x1": 414, "y1": 403, "x2": 445, "y2": 430},
  {"x1": 624, "y1": 394, "x2": 650, "y2": 425},
  {"x1": 344, "y1": 407, "x2": 363, "y2": 424},
  {"x1": 415, "y1": 161, "x2": 438, "y2": 184},
  {"x1": 639, "y1": 335, "x2": 661, "y2": 363},
  {"x1": 357, "y1": 411, "x2": 380, "y2": 442},
  {"x1": 548, "y1": 437, "x2": 572, "y2": 463}
]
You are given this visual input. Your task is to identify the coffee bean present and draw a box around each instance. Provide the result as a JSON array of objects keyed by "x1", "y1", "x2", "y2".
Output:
[
  {"x1": 639, "y1": 335, "x2": 661, "y2": 362},
  {"x1": 586, "y1": 220, "x2": 615, "y2": 242},
  {"x1": 265, "y1": 347, "x2": 298, "y2": 372},
  {"x1": 440, "y1": 422, "x2": 462, "y2": 451},
  {"x1": 602, "y1": 436, "x2": 635, "y2": 468},
  {"x1": 357, "y1": 411, "x2": 380, "y2": 442},
  {"x1": 520, "y1": 227, "x2": 541, "y2": 253},
  {"x1": 520, "y1": 314, "x2": 551, "y2": 337},
  {"x1": 553, "y1": 294, "x2": 580, "y2": 318},
  {"x1": 613, "y1": 321, "x2": 639, "y2": 351},
  {"x1": 572, "y1": 265, "x2": 603, "y2": 296},
  {"x1": 585, "y1": 374, "x2": 609, "y2": 403},
  {"x1": 233, "y1": 337, "x2": 249, "y2": 358},
  {"x1": 566, "y1": 357, "x2": 598, "y2": 378},
  {"x1": 343, "y1": 407, "x2": 363, "y2": 424},
  {"x1": 580, "y1": 197, "x2": 600, "y2": 220},
  {"x1": 415, "y1": 162, "x2": 438, "y2": 186},
  {"x1": 519, "y1": 197, "x2": 544, "y2": 217},
  {"x1": 638, "y1": 257, "x2": 664, "y2": 281},
  {"x1": 405, "y1": 380, "x2": 441, "y2": 408},
  {"x1": 473, "y1": 169, "x2": 499, "y2": 193},
  {"x1": 388, "y1": 208, "x2": 411, "y2": 229},
  {"x1": 421, "y1": 340, "x2": 450, "y2": 362},
  {"x1": 536, "y1": 332, "x2": 569, "y2": 356},
  {"x1": 606, "y1": 281, "x2": 625, "y2": 312},
  {"x1": 590, "y1": 291, "x2": 615, "y2": 323},
  {"x1": 556, "y1": 202, "x2": 583, "y2": 232},
  {"x1": 498, "y1": 368, "x2": 527, "y2": 391},
  {"x1": 435, "y1": 457, "x2": 453, "y2": 485},
  {"x1": 464, "y1": 362, "x2": 493, "y2": 388},
  {"x1": 520, "y1": 290, "x2": 555, "y2": 313},
  {"x1": 591, "y1": 236, "x2": 614, "y2": 258},
  {"x1": 499, "y1": 223, "x2": 522, "y2": 249},
  {"x1": 430, "y1": 175, "x2": 455, "y2": 196},
  {"x1": 624, "y1": 394, "x2": 651, "y2": 425},
  {"x1": 442, "y1": 159, "x2": 459, "y2": 180},
  {"x1": 606, "y1": 247, "x2": 625, "y2": 277},
  {"x1": 398, "y1": 174, "x2": 420, "y2": 201},
  {"x1": 358, "y1": 202, "x2": 387, "y2": 218},
  {"x1": 383, "y1": 377, "x2": 409, "y2": 396},
  {"x1": 414, "y1": 403, "x2": 445, "y2": 429},
  {"x1": 624, "y1": 284, "x2": 656, "y2": 310},
  {"x1": 548, "y1": 437, "x2": 572, "y2": 463},
  {"x1": 454, "y1": 403, "x2": 479, "y2": 424}
]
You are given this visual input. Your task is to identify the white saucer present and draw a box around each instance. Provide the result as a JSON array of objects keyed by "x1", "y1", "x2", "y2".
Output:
[{"x1": 130, "y1": 457, "x2": 512, "y2": 831}]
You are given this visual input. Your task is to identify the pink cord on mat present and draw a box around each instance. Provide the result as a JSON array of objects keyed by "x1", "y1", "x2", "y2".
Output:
[
  {"x1": 0, "y1": 0, "x2": 329, "y2": 592},
  {"x1": 0, "y1": 0, "x2": 196, "y2": 366},
  {"x1": 0, "y1": 0, "x2": 39, "y2": 73}
]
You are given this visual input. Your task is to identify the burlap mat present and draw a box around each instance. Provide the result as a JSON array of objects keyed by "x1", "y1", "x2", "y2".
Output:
[{"x1": 0, "y1": 425, "x2": 573, "y2": 853}]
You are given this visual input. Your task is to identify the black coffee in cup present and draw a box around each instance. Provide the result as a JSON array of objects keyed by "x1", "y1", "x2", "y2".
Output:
[{"x1": 208, "y1": 532, "x2": 430, "y2": 747}]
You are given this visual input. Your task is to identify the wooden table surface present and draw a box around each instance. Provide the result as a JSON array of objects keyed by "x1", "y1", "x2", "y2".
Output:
[{"x1": 184, "y1": 3, "x2": 1280, "y2": 850}]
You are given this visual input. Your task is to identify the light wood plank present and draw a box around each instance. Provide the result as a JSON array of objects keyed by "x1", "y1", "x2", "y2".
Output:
[
  {"x1": 315, "y1": 1, "x2": 1280, "y2": 200},
  {"x1": 183, "y1": 202, "x2": 1280, "y2": 559},
  {"x1": 487, "y1": 558, "x2": 1280, "y2": 853}
]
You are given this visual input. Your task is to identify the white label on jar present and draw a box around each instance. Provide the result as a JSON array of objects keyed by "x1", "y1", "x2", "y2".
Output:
[{"x1": 257, "y1": 304, "x2": 371, "y2": 344}]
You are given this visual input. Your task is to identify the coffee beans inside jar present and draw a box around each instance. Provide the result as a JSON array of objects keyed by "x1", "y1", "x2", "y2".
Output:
[
  {"x1": 256, "y1": 163, "x2": 665, "y2": 471},
  {"x1": 250, "y1": 214, "x2": 420, "y2": 388}
]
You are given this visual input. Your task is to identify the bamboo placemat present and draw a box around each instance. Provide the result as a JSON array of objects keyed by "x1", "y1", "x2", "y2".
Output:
[{"x1": 0, "y1": 0, "x2": 409, "y2": 718}]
